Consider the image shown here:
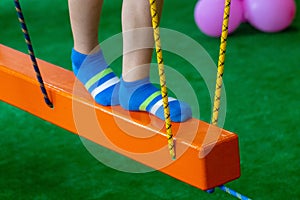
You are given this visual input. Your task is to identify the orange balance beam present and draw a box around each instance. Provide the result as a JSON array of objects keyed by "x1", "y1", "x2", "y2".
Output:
[{"x1": 0, "y1": 44, "x2": 240, "y2": 190}]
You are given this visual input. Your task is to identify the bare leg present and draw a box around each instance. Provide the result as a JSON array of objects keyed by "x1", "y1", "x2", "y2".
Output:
[
  {"x1": 121, "y1": 0, "x2": 163, "y2": 81},
  {"x1": 69, "y1": 0, "x2": 103, "y2": 54}
]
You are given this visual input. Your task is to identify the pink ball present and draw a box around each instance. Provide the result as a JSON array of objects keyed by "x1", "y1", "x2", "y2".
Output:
[
  {"x1": 194, "y1": 0, "x2": 244, "y2": 37},
  {"x1": 243, "y1": 0, "x2": 296, "y2": 32}
]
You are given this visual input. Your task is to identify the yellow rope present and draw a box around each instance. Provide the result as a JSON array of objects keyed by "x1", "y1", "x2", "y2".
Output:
[
  {"x1": 211, "y1": 0, "x2": 231, "y2": 126},
  {"x1": 149, "y1": 0, "x2": 175, "y2": 159}
]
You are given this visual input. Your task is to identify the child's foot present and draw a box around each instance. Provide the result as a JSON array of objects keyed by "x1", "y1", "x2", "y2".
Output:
[
  {"x1": 71, "y1": 48, "x2": 120, "y2": 106},
  {"x1": 119, "y1": 78, "x2": 192, "y2": 122}
]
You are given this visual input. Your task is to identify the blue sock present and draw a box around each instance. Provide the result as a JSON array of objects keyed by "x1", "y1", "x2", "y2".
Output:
[
  {"x1": 71, "y1": 49, "x2": 119, "y2": 106},
  {"x1": 119, "y1": 78, "x2": 192, "y2": 122}
]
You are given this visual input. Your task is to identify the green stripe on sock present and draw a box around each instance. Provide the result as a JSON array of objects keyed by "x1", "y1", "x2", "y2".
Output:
[
  {"x1": 84, "y1": 68, "x2": 113, "y2": 90},
  {"x1": 139, "y1": 91, "x2": 161, "y2": 111}
]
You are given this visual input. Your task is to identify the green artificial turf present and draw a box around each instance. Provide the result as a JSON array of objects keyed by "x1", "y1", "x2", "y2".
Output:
[{"x1": 1, "y1": 0, "x2": 300, "y2": 199}]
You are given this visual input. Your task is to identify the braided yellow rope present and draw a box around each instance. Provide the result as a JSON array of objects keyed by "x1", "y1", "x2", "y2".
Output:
[
  {"x1": 149, "y1": 0, "x2": 175, "y2": 159},
  {"x1": 211, "y1": 0, "x2": 231, "y2": 126},
  {"x1": 210, "y1": 2, "x2": 253, "y2": 199}
]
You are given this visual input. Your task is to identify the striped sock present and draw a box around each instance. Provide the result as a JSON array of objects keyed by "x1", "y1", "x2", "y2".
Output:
[
  {"x1": 71, "y1": 49, "x2": 120, "y2": 106},
  {"x1": 119, "y1": 78, "x2": 192, "y2": 122}
]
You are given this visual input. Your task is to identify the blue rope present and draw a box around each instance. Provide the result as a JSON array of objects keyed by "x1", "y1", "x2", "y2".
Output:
[
  {"x1": 207, "y1": 185, "x2": 251, "y2": 199},
  {"x1": 219, "y1": 185, "x2": 252, "y2": 200},
  {"x1": 14, "y1": 0, "x2": 53, "y2": 108}
]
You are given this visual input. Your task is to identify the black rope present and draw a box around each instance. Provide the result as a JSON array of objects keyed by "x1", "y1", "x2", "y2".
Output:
[{"x1": 14, "y1": 0, "x2": 53, "y2": 108}]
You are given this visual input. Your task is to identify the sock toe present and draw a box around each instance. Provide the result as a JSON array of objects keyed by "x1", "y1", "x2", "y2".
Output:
[
  {"x1": 94, "y1": 83, "x2": 120, "y2": 106},
  {"x1": 119, "y1": 78, "x2": 192, "y2": 122},
  {"x1": 155, "y1": 100, "x2": 192, "y2": 122}
]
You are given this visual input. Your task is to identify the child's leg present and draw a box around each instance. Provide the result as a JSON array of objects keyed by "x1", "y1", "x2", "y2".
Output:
[
  {"x1": 69, "y1": 0, "x2": 102, "y2": 54},
  {"x1": 121, "y1": 0, "x2": 163, "y2": 82},
  {"x1": 69, "y1": 0, "x2": 119, "y2": 106},
  {"x1": 120, "y1": 0, "x2": 192, "y2": 122}
]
